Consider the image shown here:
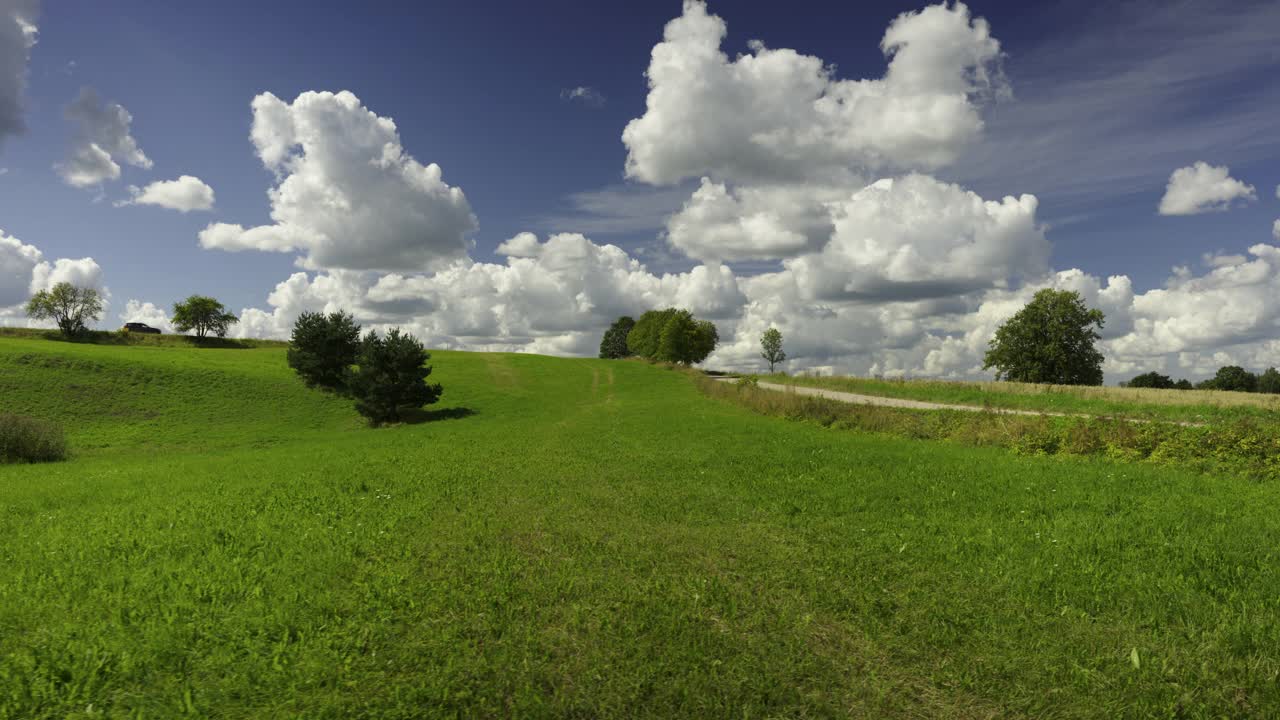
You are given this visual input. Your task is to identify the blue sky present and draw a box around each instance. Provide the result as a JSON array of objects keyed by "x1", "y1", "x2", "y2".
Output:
[{"x1": 2, "y1": 0, "x2": 1279, "y2": 379}]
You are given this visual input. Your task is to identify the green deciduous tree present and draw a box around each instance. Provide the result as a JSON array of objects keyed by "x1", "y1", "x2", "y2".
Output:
[
  {"x1": 760, "y1": 327, "x2": 785, "y2": 372},
  {"x1": 1259, "y1": 367, "x2": 1280, "y2": 394},
  {"x1": 627, "y1": 308, "x2": 676, "y2": 359},
  {"x1": 983, "y1": 289, "x2": 1105, "y2": 386},
  {"x1": 287, "y1": 311, "x2": 362, "y2": 392},
  {"x1": 1200, "y1": 365, "x2": 1258, "y2": 393},
  {"x1": 172, "y1": 295, "x2": 239, "y2": 339},
  {"x1": 599, "y1": 316, "x2": 636, "y2": 359},
  {"x1": 628, "y1": 308, "x2": 719, "y2": 365},
  {"x1": 25, "y1": 282, "x2": 103, "y2": 338},
  {"x1": 348, "y1": 328, "x2": 443, "y2": 424},
  {"x1": 1126, "y1": 371, "x2": 1175, "y2": 389}
]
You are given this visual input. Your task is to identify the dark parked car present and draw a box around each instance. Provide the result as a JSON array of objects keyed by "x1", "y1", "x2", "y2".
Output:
[{"x1": 123, "y1": 322, "x2": 162, "y2": 334}]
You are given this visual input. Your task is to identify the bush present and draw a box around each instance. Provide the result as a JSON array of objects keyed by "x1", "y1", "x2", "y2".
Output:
[
  {"x1": 0, "y1": 414, "x2": 67, "y2": 463},
  {"x1": 348, "y1": 329, "x2": 443, "y2": 425},
  {"x1": 288, "y1": 311, "x2": 361, "y2": 392}
]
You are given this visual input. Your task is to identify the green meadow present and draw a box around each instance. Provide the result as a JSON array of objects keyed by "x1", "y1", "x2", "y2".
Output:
[{"x1": 3, "y1": 333, "x2": 1280, "y2": 718}]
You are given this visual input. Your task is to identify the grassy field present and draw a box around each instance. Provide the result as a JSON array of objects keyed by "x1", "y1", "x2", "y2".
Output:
[
  {"x1": 766, "y1": 371, "x2": 1280, "y2": 424},
  {"x1": 2, "y1": 335, "x2": 1280, "y2": 717}
]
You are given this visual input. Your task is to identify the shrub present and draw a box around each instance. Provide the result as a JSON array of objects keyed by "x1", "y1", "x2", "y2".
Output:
[
  {"x1": 288, "y1": 311, "x2": 361, "y2": 392},
  {"x1": 348, "y1": 328, "x2": 443, "y2": 425},
  {"x1": 0, "y1": 414, "x2": 67, "y2": 463}
]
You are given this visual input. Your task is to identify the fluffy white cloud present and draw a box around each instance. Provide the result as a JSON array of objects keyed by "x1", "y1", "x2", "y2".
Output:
[
  {"x1": 232, "y1": 232, "x2": 744, "y2": 356},
  {"x1": 0, "y1": 0, "x2": 38, "y2": 148},
  {"x1": 783, "y1": 175, "x2": 1046, "y2": 301},
  {"x1": 1273, "y1": 219, "x2": 1279, "y2": 241},
  {"x1": 622, "y1": 1, "x2": 1005, "y2": 187},
  {"x1": 55, "y1": 87, "x2": 152, "y2": 188},
  {"x1": 118, "y1": 299, "x2": 171, "y2": 332},
  {"x1": 0, "y1": 226, "x2": 109, "y2": 329},
  {"x1": 665, "y1": 179, "x2": 843, "y2": 261},
  {"x1": 1157, "y1": 161, "x2": 1256, "y2": 215},
  {"x1": 118, "y1": 175, "x2": 214, "y2": 212},
  {"x1": 30, "y1": 256, "x2": 104, "y2": 294},
  {"x1": 0, "y1": 227, "x2": 40, "y2": 306},
  {"x1": 199, "y1": 91, "x2": 477, "y2": 272}
]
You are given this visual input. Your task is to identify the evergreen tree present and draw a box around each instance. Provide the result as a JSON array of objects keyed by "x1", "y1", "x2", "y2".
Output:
[
  {"x1": 287, "y1": 311, "x2": 362, "y2": 392},
  {"x1": 348, "y1": 329, "x2": 443, "y2": 424}
]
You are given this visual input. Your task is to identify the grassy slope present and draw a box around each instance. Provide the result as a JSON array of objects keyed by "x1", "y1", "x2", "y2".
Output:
[
  {"x1": 766, "y1": 372, "x2": 1280, "y2": 424},
  {"x1": 1, "y1": 337, "x2": 1279, "y2": 718}
]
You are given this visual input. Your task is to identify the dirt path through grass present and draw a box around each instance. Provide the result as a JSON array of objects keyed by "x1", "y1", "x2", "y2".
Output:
[{"x1": 721, "y1": 378, "x2": 1202, "y2": 425}]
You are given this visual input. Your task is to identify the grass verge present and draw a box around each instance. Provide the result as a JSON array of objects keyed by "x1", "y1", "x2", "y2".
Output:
[
  {"x1": 764, "y1": 371, "x2": 1280, "y2": 424},
  {"x1": 699, "y1": 374, "x2": 1280, "y2": 479}
]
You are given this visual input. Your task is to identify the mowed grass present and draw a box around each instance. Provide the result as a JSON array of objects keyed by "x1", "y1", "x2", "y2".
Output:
[
  {"x1": 768, "y1": 372, "x2": 1280, "y2": 424},
  {"x1": 2, "y1": 337, "x2": 1280, "y2": 718}
]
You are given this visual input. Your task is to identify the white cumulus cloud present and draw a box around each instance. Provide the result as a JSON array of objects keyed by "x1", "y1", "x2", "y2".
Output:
[
  {"x1": 1157, "y1": 161, "x2": 1256, "y2": 215},
  {"x1": 622, "y1": 0, "x2": 1005, "y2": 187},
  {"x1": 0, "y1": 227, "x2": 41, "y2": 306},
  {"x1": 55, "y1": 87, "x2": 152, "y2": 188},
  {"x1": 118, "y1": 175, "x2": 215, "y2": 212},
  {"x1": 231, "y1": 232, "x2": 744, "y2": 358},
  {"x1": 199, "y1": 90, "x2": 477, "y2": 272}
]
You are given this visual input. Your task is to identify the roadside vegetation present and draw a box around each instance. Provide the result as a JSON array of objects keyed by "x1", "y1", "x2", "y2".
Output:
[
  {"x1": 700, "y1": 374, "x2": 1280, "y2": 479},
  {"x1": 761, "y1": 373, "x2": 1280, "y2": 424}
]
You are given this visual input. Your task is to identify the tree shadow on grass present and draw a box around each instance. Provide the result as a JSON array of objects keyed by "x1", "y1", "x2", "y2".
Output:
[{"x1": 396, "y1": 406, "x2": 477, "y2": 425}]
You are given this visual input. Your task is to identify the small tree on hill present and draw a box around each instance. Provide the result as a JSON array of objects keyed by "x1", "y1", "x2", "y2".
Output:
[
  {"x1": 1259, "y1": 367, "x2": 1280, "y2": 394},
  {"x1": 599, "y1": 316, "x2": 636, "y2": 359},
  {"x1": 288, "y1": 311, "x2": 361, "y2": 392},
  {"x1": 25, "y1": 282, "x2": 103, "y2": 338},
  {"x1": 983, "y1": 289, "x2": 1105, "y2": 386},
  {"x1": 760, "y1": 327, "x2": 785, "y2": 372},
  {"x1": 1174, "y1": 379, "x2": 1194, "y2": 390},
  {"x1": 172, "y1": 295, "x2": 239, "y2": 339},
  {"x1": 348, "y1": 328, "x2": 442, "y2": 424},
  {"x1": 1126, "y1": 371, "x2": 1175, "y2": 389}
]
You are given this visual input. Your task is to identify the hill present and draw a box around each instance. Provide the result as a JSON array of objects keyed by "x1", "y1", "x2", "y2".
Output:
[{"x1": 2, "y1": 335, "x2": 1280, "y2": 717}]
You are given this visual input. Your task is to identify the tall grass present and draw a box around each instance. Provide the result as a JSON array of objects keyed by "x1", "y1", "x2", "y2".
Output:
[
  {"x1": 0, "y1": 413, "x2": 66, "y2": 463},
  {"x1": 700, "y1": 375, "x2": 1280, "y2": 479}
]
